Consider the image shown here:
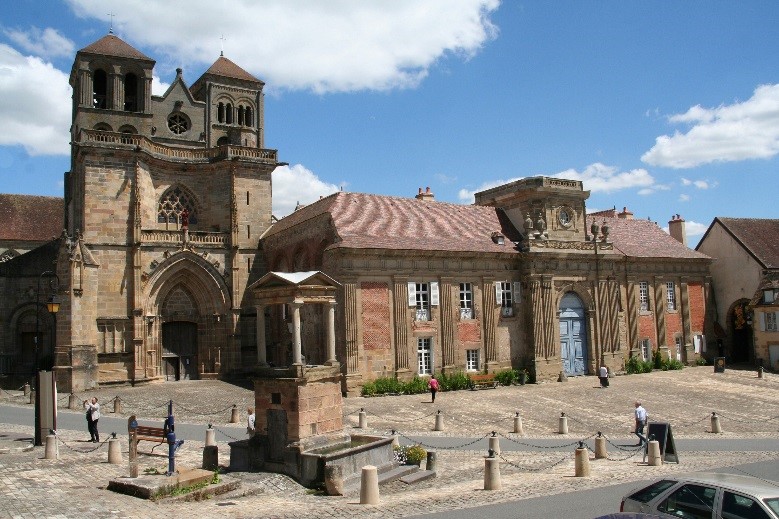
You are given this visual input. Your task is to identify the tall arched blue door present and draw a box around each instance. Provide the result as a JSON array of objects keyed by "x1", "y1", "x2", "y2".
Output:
[{"x1": 559, "y1": 293, "x2": 588, "y2": 376}]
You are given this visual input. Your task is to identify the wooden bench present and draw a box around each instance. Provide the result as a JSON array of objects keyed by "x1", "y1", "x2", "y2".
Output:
[
  {"x1": 469, "y1": 373, "x2": 498, "y2": 390},
  {"x1": 127, "y1": 415, "x2": 167, "y2": 448}
]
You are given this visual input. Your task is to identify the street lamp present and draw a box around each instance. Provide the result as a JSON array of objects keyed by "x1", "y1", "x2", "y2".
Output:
[
  {"x1": 34, "y1": 270, "x2": 59, "y2": 446},
  {"x1": 589, "y1": 221, "x2": 610, "y2": 370}
]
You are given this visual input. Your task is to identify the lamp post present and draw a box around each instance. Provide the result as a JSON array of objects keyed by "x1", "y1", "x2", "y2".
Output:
[
  {"x1": 589, "y1": 221, "x2": 610, "y2": 371},
  {"x1": 34, "y1": 271, "x2": 60, "y2": 446}
]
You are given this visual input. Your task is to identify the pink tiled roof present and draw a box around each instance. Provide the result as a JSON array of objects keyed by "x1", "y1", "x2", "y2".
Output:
[
  {"x1": 201, "y1": 56, "x2": 261, "y2": 83},
  {"x1": 79, "y1": 34, "x2": 153, "y2": 61},
  {"x1": 265, "y1": 192, "x2": 523, "y2": 254},
  {"x1": 588, "y1": 215, "x2": 709, "y2": 260},
  {"x1": 0, "y1": 194, "x2": 63, "y2": 242},
  {"x1": 705, "y1": 218, "x2": 779, "y2": 269}
]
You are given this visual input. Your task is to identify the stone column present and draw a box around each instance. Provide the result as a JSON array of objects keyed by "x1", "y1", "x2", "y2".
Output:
[
  {"x1": 79, "y1": 68, "x2": 92, "y2": 107},
  {"x1": 343, "y1": 280, "x2": 359, "y2": 373},
  {"x1": 482, "y1": 278, "x2": 497, "y2": 368},
  {"x1": 142, "y1": 75, "x2": 153, "y2": 113},
  {"x1": 626, "y1": 277, "x2": 639, "y2": 355},
  {"x1": 291, "y1": 302, "x2": 303, "y2": 365},
  {"x1": 110, "y1": 66, "x2": 123, "y2": 111},
  {"x1": 439, "y1": 278, "x2": 456, "y2": 369},
  {"x1": 654, "y1": 277, "x2": 667, "y2": 355},
  {"x1": 255, "y1": 305, "x2": 267, "y2": 365},
  {"x1": 680, "y1": 278, "x2": 692, "y2": 363},
  {"x1": 392, "y1": 276, "x2": 410, "y2": 373},
  {"x1": 529, "y1": 277, "x2": 544, "y2": 357},
  {"x1": 325, "y1": 301, "x2": 337, "y2": 365}
]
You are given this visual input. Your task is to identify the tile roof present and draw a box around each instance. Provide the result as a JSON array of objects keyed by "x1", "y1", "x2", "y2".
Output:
[
  {"x1": 78, "y1": 34, "x2": 153, "y2": 61},
  {"x1": 585, "y1": 215, "x2": 710, "y2": 260},
  {"x1": 201, "y1": 56, "x2": 261, "y2": 83},
  {"x1": 703, "y1": 218, "x2": 779, "y2": 269},
  {"x1": 0, "y1": 195, "x2": 63, "y2": 242},
  {"x1": 264, "y1": 191, "x2": 523, "y2": 254}
]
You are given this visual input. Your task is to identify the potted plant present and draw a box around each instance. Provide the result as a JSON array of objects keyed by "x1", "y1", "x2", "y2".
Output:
[{"x1": 393, "y1": 444, "x2": 427, "y2": 467}]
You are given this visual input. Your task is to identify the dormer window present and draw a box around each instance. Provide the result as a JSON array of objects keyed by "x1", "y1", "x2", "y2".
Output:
[
  {"x1": 765, "y1": 289, "x2": 776, "y2": 304},
  {"x1": 491, "y1": 231, "x2": 505, "y2": 245}
]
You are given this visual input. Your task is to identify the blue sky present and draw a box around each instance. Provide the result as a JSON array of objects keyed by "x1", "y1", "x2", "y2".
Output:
[{"x1": 1, "y1": 1, "x2": 778, "y2": 245}]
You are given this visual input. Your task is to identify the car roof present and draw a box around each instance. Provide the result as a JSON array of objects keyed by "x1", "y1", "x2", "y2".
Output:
[{"x1": 669, "y1": 472, "x2": 779, "y2": 498}]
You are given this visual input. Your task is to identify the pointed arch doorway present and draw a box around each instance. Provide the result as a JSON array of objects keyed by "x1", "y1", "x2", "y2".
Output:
[
  {"x1": 559, "y1": 292, "x2": 588, "y2": 376},
  {"x1": 162, "y1": 321, "x2": 197, "y2": 380}
]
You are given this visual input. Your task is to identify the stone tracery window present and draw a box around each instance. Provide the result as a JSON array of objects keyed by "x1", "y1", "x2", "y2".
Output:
[
  {"x1": 167, "y1": 113, "x2": 189, "y2": 134},
  {"x1": 157, "y1": 186, "x2": 198, "y2": 229}
]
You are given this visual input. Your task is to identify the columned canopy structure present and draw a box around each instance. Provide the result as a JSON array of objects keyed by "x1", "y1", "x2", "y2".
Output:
[{"x1": 250, "y1": 271, "x2": 340, "y2": 367}]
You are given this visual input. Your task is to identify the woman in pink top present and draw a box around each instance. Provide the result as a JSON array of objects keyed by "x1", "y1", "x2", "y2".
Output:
[{"x1": 428, "y1": 376, "x2": 439, "y2": 403}]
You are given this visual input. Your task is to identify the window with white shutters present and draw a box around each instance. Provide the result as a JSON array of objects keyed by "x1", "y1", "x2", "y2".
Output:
[
  {"x1": 666, "y1": 282, "x2": 676, "y2": 311},
  {"x1": 639, "y1": 281, "x2": 650, "y2": 311},
  {"x1": 496, "y1": 282, "x2": 513, "y2": 317},
  {"x1": 460, "y1": 283, "x2": 474, "y2": 319}
]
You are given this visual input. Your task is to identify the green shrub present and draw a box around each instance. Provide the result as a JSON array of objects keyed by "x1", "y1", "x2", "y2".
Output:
[
  {"x1": 403, "y1": 376, "x2": 429, "y2": 395},
  {"x1": 438, "y1": 371, "x2": 470, "y2": 391},
  {"x1": 696, "y1": 356, "x2": 708, "y2": 366},
  {"x1": 626, "y1": 356, "x2": 655, "y2": 375},
  {"x1": 494, "y1": 369, "x2": 518, "y2": 386},
  {"x1": 393, "y1": 444, "x2": 427, "y2": 465},
  {"x1": 662, "y1": 358, "x2": 684, "y2": 371},
  {"x1": 653, "y1": 350, "x2": 663, "y2": 370}
]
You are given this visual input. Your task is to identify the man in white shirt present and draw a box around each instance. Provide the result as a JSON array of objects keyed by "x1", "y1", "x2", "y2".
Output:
[
  {"x1": 599, "y1": 365, "x2": 609, "y2": 388},
  {"x1": 247, "y1": 407, "x2": 256, "y2": 437},
  {"x1": 633, "y1": 401, "x2": 647, "y2": 446}
]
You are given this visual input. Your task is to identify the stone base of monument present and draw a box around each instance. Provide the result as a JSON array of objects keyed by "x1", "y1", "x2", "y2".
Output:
[
  {"x1": 229, "y1": 364, "x2": 395, "y2": 491},
  {"x1": 107, "y1": 466, "x2": 239, "y2": 500}
]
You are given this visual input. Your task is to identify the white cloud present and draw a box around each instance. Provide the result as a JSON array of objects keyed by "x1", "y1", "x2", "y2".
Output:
[
  {"x1": 678, "y1": 194, "x2": 690, "y2": 202},
  {"x1": 152, "y1": 75, "x2": 170, "y2": 96},
  {"x1": 681, "y1": 177, "x2": 692, "y2": 186},
  {"x1": 0, "y1": 44, "x2": 71, "y2": 155},
  {"x1": 272, "y1": 164, "x2": 341, "y2": 218},
  {"x1": 458, "y1": 163, "x2": 658, "y2": 203},
  {"x1": 3, "y1": 26, "x2": 75, "y2": 59},
  {"x1": 66, "y1": 0, "x2": 500, "y2": 94},
  {"x1": 642, "y1": 83, "x2": 779, "y2": 168}
]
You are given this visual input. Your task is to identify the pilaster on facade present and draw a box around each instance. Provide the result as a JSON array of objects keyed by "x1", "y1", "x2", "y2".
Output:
[
  {"x1": 529, "y1": 277, "x2": 544, "y2": 358},
  {"x1": 626, "y1": 277, "x2": 639, "y2": 355},
  {"x1": 342, "y1": 279, "x2": 359, "y2": 374},
  {"x1": 654, "y1": 277, "x2": 667, "y2": 348},
  {"x1": 439, "y1": 277, "x2": 456, "y2": 369},
  {"x1": 680, "y1": 278, "x2": 692, "y2": 361},
  {"x1": 541, "y1": 275, "x2": 555, "y2": 359},
  {"x1": 481, "y1": 277, "x2": 497, "y2": 367},
  {"x1": 392, "y1": 276, "x2": 410, "y2": 373}
]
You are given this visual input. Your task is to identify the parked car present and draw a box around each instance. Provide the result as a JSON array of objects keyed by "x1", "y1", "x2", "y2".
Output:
[{"x1": 619, "y1": 472, "x2": 779, "y2": 518}]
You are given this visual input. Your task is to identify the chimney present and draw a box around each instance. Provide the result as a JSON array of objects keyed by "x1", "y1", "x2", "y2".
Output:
[
  {"x1": 617, "y1": 206, "x2": 634, "y2": 219},
  {"x1": 668, "y1": 214, "x2": 687, "y2": 246},
  {"x1": 415, "y1": 186, "x2": 435, "y2": 201}
]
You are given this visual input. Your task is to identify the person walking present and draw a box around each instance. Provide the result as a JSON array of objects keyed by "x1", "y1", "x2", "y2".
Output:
[
  {"x1": 428, "y1": 375, "x2": 440, "y2": 403},
  {"x1": 246, "y1": 407, "x2": 256, "y2": 437},
  {"x1": 599, "y1": 365, "x2": 609, "y2": 388},
  {"x1": 83, "y1": 397, "x2": 100, "y2": 442},
  {"x1": 633, "y1": 401, "x2": 647, "y2": 446}
]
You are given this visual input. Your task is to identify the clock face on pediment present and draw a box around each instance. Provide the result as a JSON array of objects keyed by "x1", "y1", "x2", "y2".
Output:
[{"x1": 558, "y1": 206, "x2": 574, "y2": 228}]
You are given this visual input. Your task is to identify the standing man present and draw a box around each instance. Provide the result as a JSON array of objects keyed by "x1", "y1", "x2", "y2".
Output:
[
  {"x1": 246, "y1": 407, "x2": 256, "y2": 437},
  {"x1": 633, "y1": 401, "x2": 647, "y2": 446},
  {"x1": 599, "y1": 365, "x2": 609, "y2": 388},
  {"x1": 428, "y1": 375, "x2": 439, "y2": 403},
  {"x1": 83, "y1": 397, "x2": 100, "y2": 442}
]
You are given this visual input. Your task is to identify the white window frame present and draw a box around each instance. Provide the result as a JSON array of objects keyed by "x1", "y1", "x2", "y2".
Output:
[
  {"x1": 674, "y1": 336, "x2": 683, "y2": 361},
  {"x1": 417, "y1": 338, "x2": 432, "y2": 375},
  {"x1": 666, "y1": 281, "x2": 676, "y2": 311},
  {"x1": 765, "y1": 290, "x2": 776, "y2": 304},
  {"x1": 409, "y1": 282, "x2": 430, "y2": 321},
  {"x1": 762, "y1": 311, "x2": 778, "y2": 332},
  {"x1": 459, "y1": 282, "x2": 474, "y2": 319},
  {"x1": 639, "y1": 281, "x2": 650, "y2": 311},
  {"x1": 641, "y1": 338, "x2": 651, "y2": 361},
  {"x1": 466, "y1": 349, "x2": 479, "y2": 371},
  {"x1": 496, "y1": 281, "x2": 514, "y2": 317}
]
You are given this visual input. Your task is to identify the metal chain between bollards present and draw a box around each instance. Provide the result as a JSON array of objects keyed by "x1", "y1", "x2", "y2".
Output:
[
  {"x1": 395, "y1": 430, "x2": 490, "y2": 450},
  {"x1": 716, "y1": 412, "x2": 779, "y2": 424},
  {"x1": 498, "y1": 452, "x2": 570, "y2": 472},
  {"x1": 603, "y1": 435, "x2": 647, "y2": 452},
  {"x1": 210, "y1": 425, "x2": 243, "y2": 442},
  {"x1": 586, "y1": 443, "x2": 644, "y2": 462},
  {"x1": 655, "y1": 413, "x2": 709, "y2": 428},
  {"x1": 173, "y1": 402, "x2": 237, "y2": 416},
  {"x1": 364, "y1": 408, "x2": 439, "y2": 424},
  {"x1": 52, "y1": 430, "x2": 111, "y2": 453},
  {"x1": 497, "y1": 431, "x2": 596, "y2": 450}
]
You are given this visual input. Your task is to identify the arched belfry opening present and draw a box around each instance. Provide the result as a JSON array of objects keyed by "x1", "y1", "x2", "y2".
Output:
[
  {"x1": 144, "y1": 252, "x2": 231, "y2": 381},
  {"x1": 558, "y1": 292, "x2": 588, "y2": 376}
]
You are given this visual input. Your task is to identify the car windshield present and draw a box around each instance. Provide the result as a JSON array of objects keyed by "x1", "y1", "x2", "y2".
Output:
[
  {"x1": 764, "y1": 497, "x2": 779, "y2": 515},
  {"x1": 629, "y1": 480, "x2": 677, "y2": 503}
]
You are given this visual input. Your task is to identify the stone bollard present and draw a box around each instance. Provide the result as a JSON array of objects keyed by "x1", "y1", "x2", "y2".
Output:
[
  {"x1": 391, "y1": 430, "x2": 399, "y2": 448},
  {"x1": 513, "y1": 412, "x2": 524, "y2": 435},
  {"x1": 558, "y1": 412, "x2": 569, "y2": 434},
  {"x1": 230, "y1": 404, "x2": 239, "y2": 424},
  {"x1": 574, "y1": 442, "x2": 590, "y2": 476},
  {"x1": 758, "y1": 366, "x2": 764, "y2": 379},
  {"x1": 108, "y1": 436, "x2": 122, "y2": 464},
  {"x1": 29, "y1": 389, "x2": 36, "y2": 405},
  {"x1": 202, "y1": 445, "x2": 218, "y2": 471},
  {"x1": 23, "y1": 383, "x2": 30, "y2": 397},
  {"x1": 594, "y1": 432, "x2": 607, "y2": 459},
  {"x1": 68, "y1": 393, "x2": 78, "y2": 410},
  {"x1": 711, "y1": 412, "x2": 722, "y2": 434},
  {"x1": 488, "y1": 431, "x2": 501, "y2": 455},
  {"x1": 434, "y1": 410, "x2": 444, "y2": 432},
  {"x1": 44, "y1": 434, "x2": 57, "y2": 460},
  {"x1": 359, "y1": 465, "x2": 380, "y2": 505},
  {"x1": 483, "y1": 451, "x2": 501, "y2": 490},
  {"x1": 647, "y1": 440, "x2": 662, "y2": 466},
  {"x1": 113, "y1": 397, "x2": 122, "y2": 414},
  {"x1": 324, "y1": 465, "x2": 344, "y2": 496},
  {"x1": 205, "y1": 425, "x2": 216, "y2": 446},
  {"x1": 426, "y1": 450, "x2": 437, "y2": 472},
  {"x1": 358, "y1": 408, "x2": 367, "y2": 429},
  {"x1": 558, "y1": 371, "x2": 568, "y2": 382}
]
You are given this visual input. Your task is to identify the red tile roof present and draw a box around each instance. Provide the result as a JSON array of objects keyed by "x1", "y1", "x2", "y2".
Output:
[
  {"x1": 265, "y1": 192, "x2": 523, "y2": 254},
  {"x1": 201, "y1": 56, "x2": 261, "y2": 83},
  {"x1": 78, "y1": 34, "x2": 153, "y2": 62},
  {"x1": 0, "y1": 195, "x2": 64, "y2": 242},
  {"x1": 588, "y1": 215, "x2": 709, "y2": 260},
  {"x1": 701, "y1": 218, "x2": 779, "y2": 269}
]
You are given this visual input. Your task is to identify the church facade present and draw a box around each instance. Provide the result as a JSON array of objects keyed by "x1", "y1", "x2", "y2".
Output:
[{"x1": 0, "y1": 34, "x2": 712, "y2": 393}]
